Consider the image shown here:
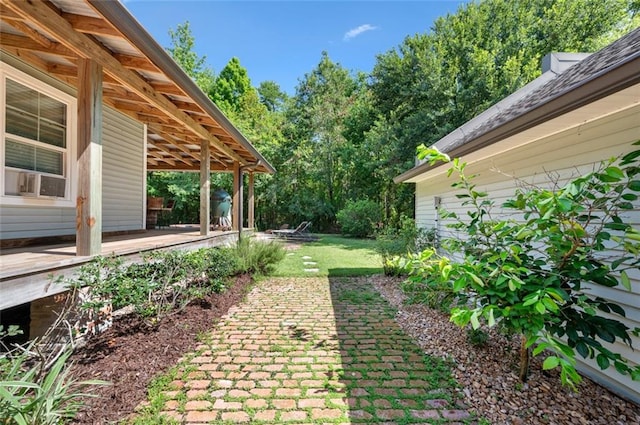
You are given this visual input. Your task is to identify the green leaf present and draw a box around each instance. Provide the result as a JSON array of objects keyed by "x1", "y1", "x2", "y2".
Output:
[
  {"x1": 605, "y1": 222, "x2": 629, "y2": 231},
  {"x1": 467, "y1": 272, "x2": 484, "y2": 287},
  {"x1": 542, "y1": 297, "x2": 559, "y2": 312},
  {"x1": 532, "y1": 342, "x2": 550, "y2": 356},
  {"x1": 542, "y1": 356, "x2": 560, "y2": 370},
  {"x1": 629, "y1": 180, "x2": 640, "y2": 191},
  {"x1": 620, "y1": 270, "x2": 631, "y2": 291},
  {"x1": 556, "y1": 197, "x2": 572, "y2": 212},
  {"x1": 596, "y1": 354, "x2": 610, "y2": 370},
  {"x1": 604, "y1": 166, "x2": 625, "y2": 180},
  {"x1": 575, "y1": 341, "x2": 590, "y2": 358},
  {"x1": 620, "y1": 149, "x2": 640, "y2": 165},
  {"x1": 535, "y1": 301, "x2": 546, "y2": 314},
  {"x1": 470, "y1": 311, "x2": 480, "y2": 329},
  {"x1": 487, "y1": 308, "x2": 495, "y2": 327}
]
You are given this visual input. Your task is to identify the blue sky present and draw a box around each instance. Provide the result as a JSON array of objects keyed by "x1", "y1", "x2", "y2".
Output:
[{"x1": 124, "y1": 1, "x2": 467, "y2": 94}]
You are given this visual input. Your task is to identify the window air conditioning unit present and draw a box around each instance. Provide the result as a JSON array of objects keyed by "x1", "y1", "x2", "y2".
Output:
[
  {"x1": 17, "y1": 172, "x2": 66, "y2": 198},
  {"x1": 39, "y1": 175, "x2": 66, "y2": 198},
  {"x1": 18, "y1": 172, "x2": 37, "y2": 196}
]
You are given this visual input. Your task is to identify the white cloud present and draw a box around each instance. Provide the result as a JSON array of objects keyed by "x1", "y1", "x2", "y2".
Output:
[{"x1": 343, "y1": 24, "x2": 378, "y2": 41}]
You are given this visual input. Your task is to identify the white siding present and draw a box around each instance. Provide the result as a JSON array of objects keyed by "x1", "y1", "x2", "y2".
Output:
[
  {"x1": 0, "y1": 106, "x2": 145, "y2": 239},
  {"x1": 102, "y1": 107, "x2": 145, "y2": 232},
  {"x1": 413, "y1": 105, "x2": 640, "y2": 402}
]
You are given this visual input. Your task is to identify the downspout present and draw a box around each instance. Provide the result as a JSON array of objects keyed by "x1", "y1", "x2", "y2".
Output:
[{"x1": 237, "y1": 161, "x2": 261, "y2": 241}]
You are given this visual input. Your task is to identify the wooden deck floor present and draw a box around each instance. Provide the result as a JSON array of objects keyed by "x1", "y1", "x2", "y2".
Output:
[{"x1": 0, "y1": 226, "x2": 239, "y2": 310}]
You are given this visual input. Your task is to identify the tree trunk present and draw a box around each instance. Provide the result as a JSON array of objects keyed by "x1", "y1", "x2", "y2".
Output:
[{"x1": 519, "y1": 334, "x2": 530, "y2": 382}]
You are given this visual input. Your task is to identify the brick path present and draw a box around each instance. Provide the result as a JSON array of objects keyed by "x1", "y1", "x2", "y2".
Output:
[{"x1": 159, "y1": 277, "x2": 472, "y2": 424}]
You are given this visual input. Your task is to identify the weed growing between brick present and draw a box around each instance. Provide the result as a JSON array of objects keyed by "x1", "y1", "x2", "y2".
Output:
[{"x1": 130, "y1": 277, "x2": 475, "y2": 424}]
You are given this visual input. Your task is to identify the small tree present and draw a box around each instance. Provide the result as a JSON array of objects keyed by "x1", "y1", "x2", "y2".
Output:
[{"x1": 412, "y1": 142, "x2": 640, "y2": 388}]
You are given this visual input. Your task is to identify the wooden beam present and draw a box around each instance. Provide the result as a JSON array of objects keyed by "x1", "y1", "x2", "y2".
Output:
[
  {"x1": 102, "y1": 86, "x2": 144, "y2": 101},
  {"x1": 112, "y1": 100, "x2": 163, "y2": 116},
  {"x1": 151, "y1": 141, "x2": 194, "y2": 167},
  {"x1": 173, "y1": 100, "x2": 206, "y2": 114},
  {"x1": 147, "y1": 152, "x2": 176, "y2": 167},
  {"x1": 2, "y1": 0, "x2": 247, "y2": 164},
  {"x1": 48, "y1": 63, "x2": 120, "y2": 85},
  {"x1": 232, "y1": 162, "x2": 241, "y2": 231},
  {"x1": 2, "y1": 18, "x2": 53, "y2": 48},
  {"x1": 76, "y1": 58, "x2": 103, "y2": 256},
  {"x1": 114, "y1": 53, "x2": 161, "y2": 73},
  {"x1": 248, "y1": 172, "x2": 255, "y2": 229},
  {"x1": 0, "y1": 7, "x2": 21, "y2": 19},
  {"x1": 200, "y1": 139, "x2": 211, "y2": 235},
  {"x1": 149, "y1": 130, "x2": 201, "y2": 162},
  {"x1": 0, "y1": 32, "x2": 74, "y2": 57},
  {"x1": 148, "y1": 82, "x2": 187, "y2": 97},
  {"x1": 61, "y1": 12, "x2": 120, "y2": 37}
]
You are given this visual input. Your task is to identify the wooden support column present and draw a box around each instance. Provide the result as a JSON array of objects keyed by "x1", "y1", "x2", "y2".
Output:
[
  {"x1": 248, "y1": 172, "x2": 255, "y2": 229},
  {"x1": 76, "y1": 59, "x2": 103, "y2": 256},
  {"x1": 199, "y1": 139, "x2": 211, "y2": 235},
  {"x1": 232, "y1": 161, "x2": 241, "y2": 231}
]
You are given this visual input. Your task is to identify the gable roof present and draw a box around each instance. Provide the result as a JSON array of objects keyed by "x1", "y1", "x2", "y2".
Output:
[
  {"x1": 0, "y1": 0, "x2": 275, "y2": 174},
  {"x1": 395, "y1": 27, "x2": 640, "y2": 183}
]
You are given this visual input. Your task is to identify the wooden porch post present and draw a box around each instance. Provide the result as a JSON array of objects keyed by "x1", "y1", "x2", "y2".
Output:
[
  {"x1": 200, "y1": 139, "x2": 211, "y2": 235},
  {"x1": 232, "y1": 161, "x2": 241, "y2": 231},
  {"x1": 76, "y1": 59, "x2": 103, "y2": 256},
  {"x1": 248, "y1": 172, "x2": 255, "y2": 229}
]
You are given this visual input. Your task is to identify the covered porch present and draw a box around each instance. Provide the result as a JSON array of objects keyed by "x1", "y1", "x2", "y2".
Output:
[
  {"x1": 0, "y1": 0, "x2": 274, "y2": 337},
  {"x1": 0, "y1": 226, "x2": 245, "y2": 311}
]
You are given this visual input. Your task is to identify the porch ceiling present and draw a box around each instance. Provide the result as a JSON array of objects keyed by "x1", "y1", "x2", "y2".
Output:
[{"x1": 0, "y1": 0, "x2": 275, "y2": 174}]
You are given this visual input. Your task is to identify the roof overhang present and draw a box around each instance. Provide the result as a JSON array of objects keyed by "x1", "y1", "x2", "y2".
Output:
[
  {"x1": 395, "y1": 48, "x2": 640, "y2": 184},
  {"x1": 0, "y1": 0, "x2": 275, "y2": 174}
]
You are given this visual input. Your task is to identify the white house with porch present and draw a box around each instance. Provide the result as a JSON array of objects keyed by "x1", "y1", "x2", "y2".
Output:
[{"x1": 0, "y1": 0, "x2": 274, "y2": 339}]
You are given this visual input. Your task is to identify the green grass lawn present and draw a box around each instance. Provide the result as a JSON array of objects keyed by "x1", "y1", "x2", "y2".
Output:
[{"x1": 271, "y1": 234, "x2": 383, "y2": 277}]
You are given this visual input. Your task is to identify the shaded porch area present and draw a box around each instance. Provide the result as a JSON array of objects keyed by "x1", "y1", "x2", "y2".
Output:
[{"x1": 0, "y1": 226, "x2": 240, "y2": 312}]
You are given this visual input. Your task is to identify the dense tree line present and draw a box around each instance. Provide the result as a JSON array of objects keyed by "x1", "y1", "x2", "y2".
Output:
[{"x1": 149, "y1": 0, "x2": 639, "y2": 232}]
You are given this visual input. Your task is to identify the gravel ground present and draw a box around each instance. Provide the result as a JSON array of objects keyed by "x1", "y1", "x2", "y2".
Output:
[{"x1": 372, "y1": 275, "x2": 640, "y2": 425}]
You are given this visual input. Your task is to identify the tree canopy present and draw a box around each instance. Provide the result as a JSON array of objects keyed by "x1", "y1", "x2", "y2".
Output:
[{"x1": 150, "y1": 0, "x2": 639, "y2": 231}]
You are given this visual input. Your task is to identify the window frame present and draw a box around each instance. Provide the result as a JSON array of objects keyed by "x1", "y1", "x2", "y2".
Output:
[{"x1": 1, "y1": 63, "x2": 77, "y2": 207}]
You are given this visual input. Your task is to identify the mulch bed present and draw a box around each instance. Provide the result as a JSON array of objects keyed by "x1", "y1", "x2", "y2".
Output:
[{"x1": 70, "y1": 274, "x2": 253, "y2": 424}]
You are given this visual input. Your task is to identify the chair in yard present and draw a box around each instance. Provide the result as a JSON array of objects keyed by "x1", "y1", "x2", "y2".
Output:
[{"x1": 272, "y1": 221, "x2": 316, "y2": 241}]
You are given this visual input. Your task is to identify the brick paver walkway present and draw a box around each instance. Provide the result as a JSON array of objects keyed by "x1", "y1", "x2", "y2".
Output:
[{"x1": 159, "y1": 277, "x2": 472, "y2": 424}]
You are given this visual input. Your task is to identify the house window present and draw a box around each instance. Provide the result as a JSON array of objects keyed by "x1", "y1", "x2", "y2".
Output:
[{"x1": 2, "y1": 68, "x2": 74, "y2": 203}]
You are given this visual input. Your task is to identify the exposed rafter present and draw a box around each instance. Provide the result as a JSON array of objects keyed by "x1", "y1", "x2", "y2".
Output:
[{"x1": 2, "y1": 0, "x2": 247, "y2": 164}]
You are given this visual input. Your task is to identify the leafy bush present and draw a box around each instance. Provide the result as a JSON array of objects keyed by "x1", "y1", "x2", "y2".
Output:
[
  {"x1": 399, "y1": 250, "x2": 462, "y2": 311},
  {"x1": 336, "y1": 199, "x2": 382, "y2": 238},
  {"x1": 235, "y1": 238, "x2": 286, "y2": 275},
  {"x1": 68, "y1": 246, "x2": 241, "y2": 329},
  {"x1": 415, "y1": 143, "x2": 640, "y2": 388},
  {"x1": 375, "y1": 217, "x2": 435, "y2": 275}
]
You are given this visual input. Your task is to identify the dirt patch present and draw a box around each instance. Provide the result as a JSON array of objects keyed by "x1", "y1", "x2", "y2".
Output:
[{"x1": 70, "y1": 274, "x2": 253, "y2": 424}]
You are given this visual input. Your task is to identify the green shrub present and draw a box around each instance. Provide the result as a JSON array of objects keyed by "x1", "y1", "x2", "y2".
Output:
[
  {"x1": 417, "y1": 142, "x2": 640, "y2": 388},
  {"x1": 0, "y1": 340, "x2": 107, "y2": 424},
  {"x1": 336, "y1": 200, "x2": 382, "y2": 238},
  {"x1": 375, "y1": 217, "x2": 436, "y2": 275},
  {"x1": 400, "y1": 251, "x2": 461, "y2": 311},
  {"x1": 68, "y1": 246, "x2": 242, "y2": 329},
  {"x1": 235, "y1": 238, "x2": 286, "y2": 275}
]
